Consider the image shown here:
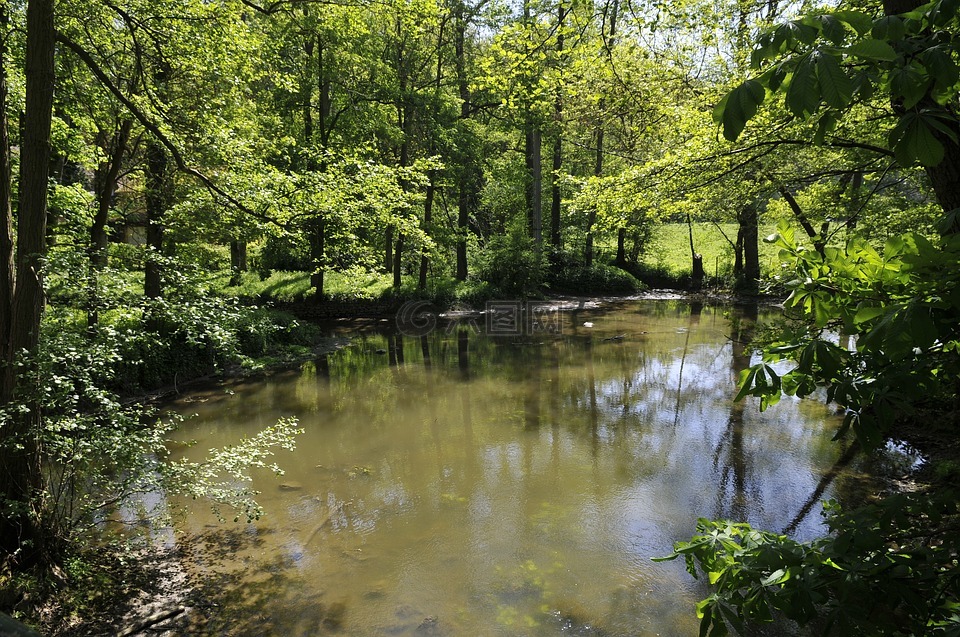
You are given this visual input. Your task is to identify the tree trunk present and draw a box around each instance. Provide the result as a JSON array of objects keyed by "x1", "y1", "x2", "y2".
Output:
[
  {"x1": 737, "y1": 202, "x2": 760, "y2": 292},
  {"x1": 1, "y1": 0, "x2": 56, "y2": 562},
  {"x1": 229, "y1": 240, "x2": 247, "y2": 287},
  {"x1": 525, "y1": 127, "x2": 542, "y2": 245},
  {"x1": 0, "y1": 0, "x2": 14, "y2": 367},
  {"x1": 88, "y1": 120, "x2": 131, "y2": 329},
  {"x1": 615, "y1": 227, "x2": 626, "y2": 266},
  {"x1": 393, "y1": 233, "x2": 404, "y2": 289},
  {"x1": 385, "y1": 225, "x2": 394, "y2": 271},
  {"x1": 454, "y1": 2, "x2": 471, "y2": 281},
  {"x1": 419, "y1": 180, "x2": 434, "y2": 290},
  {"x1": 550, "y1": 3, "x2": 564, "y2": 252},
  {"x1": 309, "y1": 220, "x2": 325, "y2": 301},
  {"x1": 586, "y1": 0, "x2": 618, "y2": 269},
  {"x1": 585, "y1": 126, "x2": 602, "y2": 268},
  {"x1": 687, "y1": 212, "x2": 704, "y2": 289},
  {"x1": 91, "y1": 121, "x2": 131, "y2": 269},
  {"x1": 144, "y1": 140, "x2": 167, "y2": 332}
]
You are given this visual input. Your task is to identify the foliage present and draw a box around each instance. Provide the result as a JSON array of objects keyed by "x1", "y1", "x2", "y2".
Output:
[
  {"x1": 475, "y1": 222, "x2": 548, "y2": 297},
  {"x1": 655, "y1": 491, "x2": 960, "y2": 637},
  {"x1": 165, "y1": 417, "x2": 303, "y2": 523},
  {"x1": 546, "y1": 261, "x2": 643, "y2": 294},
  {"x1": 737, "y1": 222, "x2": 960, "y2": 447},
  {"x1": 715, "y1": 1, "x2": 960, "y2": 168}
]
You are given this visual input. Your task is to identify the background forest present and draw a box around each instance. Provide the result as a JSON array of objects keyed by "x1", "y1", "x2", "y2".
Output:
[{"x1": 2, "y1": 0, "x2": 960, "y2": 633}]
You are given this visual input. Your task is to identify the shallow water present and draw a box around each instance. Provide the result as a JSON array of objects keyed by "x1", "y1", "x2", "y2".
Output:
[{"x1": 166, "y1": 299, "x2": 867, "y2": 636}]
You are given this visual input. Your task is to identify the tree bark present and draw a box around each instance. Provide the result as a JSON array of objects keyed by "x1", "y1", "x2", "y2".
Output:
[
  {"x1": 144, "y1": 140, "x2": 167, "y2": 332},
  {"x1": 615, "y1": 227, "x2": 626, "y2": 266},
  {"x1": 0, "y1": 0, "x2": 14, "y2": 366},
  {"x1": 454, "y1": 1, "x2": 471, "y2": 281},
  {"x1": 737, "y1": 201, "x2": 760, "y2": 292},
  {"x1": 550, "y1": 2, "x2": 565, "y2": 252},
  {"x1": 393, "y1": 233, "x2": 404, "y2": 289},
  {"x1": 586, "y1": 0, "x2": 618, "y2": 268},
  {"x1": 1, "y1": 0, "x2": 56, "y2": 562},
  {"x1": 229, "y1": 240, "x2": 248, "y2": 287},
  {"x1": 525, "y1": 127, "x2": 542, "y2": 245},
  {"x1": 309, "y1": 220, "x2": 325, "y2": 301},
  {"x1": 91, "y1": 121, "x2": 131, "y2": 269},
  {"x1": 419, "y1": 180, "x2": 434, "y2": 290}
]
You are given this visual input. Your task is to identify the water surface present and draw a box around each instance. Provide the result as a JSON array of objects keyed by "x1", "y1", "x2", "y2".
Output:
[{"x1": 167, "y1": 299, "x2": 863, "y2": 636}]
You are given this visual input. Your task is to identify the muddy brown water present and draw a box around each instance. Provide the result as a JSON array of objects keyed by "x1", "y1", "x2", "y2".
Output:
[{"x1": 162, "y1": 299, "x2": 876, "y2": 636}]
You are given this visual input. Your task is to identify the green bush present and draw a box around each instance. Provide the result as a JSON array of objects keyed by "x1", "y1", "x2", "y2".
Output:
[
  {"x1": 547, "y1": 262, "x2": 644, "y2": 294},
  {"x1": 259, "y1": 233, "x2": 311, "y2": 272},
  {"x1": 476, "y1": 224, "x2": 547, "y2": 297}
]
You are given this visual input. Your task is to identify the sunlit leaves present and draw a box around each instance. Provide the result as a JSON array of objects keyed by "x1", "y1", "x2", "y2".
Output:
[
  {"x1": 657, "y1": 493, "x2": 960, "y2": 636},
  {"x1": 715, "y1": 1, "x2": 960, "y2": 167}
]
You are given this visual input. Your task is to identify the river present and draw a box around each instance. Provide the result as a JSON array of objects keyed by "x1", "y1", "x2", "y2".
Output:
[{"x1": 163, "y1": 298, "x2": 874, "y2": 636}]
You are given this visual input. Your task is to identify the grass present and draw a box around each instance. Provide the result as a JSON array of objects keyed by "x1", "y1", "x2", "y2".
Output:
[
  {"x1": 213, "y1": 268, "x2": 394, "y2": 304},
  {"x1": 632, "y1": 222, "x2": 783, "y2": 285}
]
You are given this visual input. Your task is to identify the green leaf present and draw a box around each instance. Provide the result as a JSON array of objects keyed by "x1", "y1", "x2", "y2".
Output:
[
  {"x1": 815, "y1": 52, "x2": 852, "y2": 109},
  {"x1": 815, "y1": 111, "x2": 838, "y2": 145},
  {"x1": 786, "y1": 54, "x2": 820, "y2": 117},
  {"x1": 891, "y1": 112, "x2": 946, "y2": 166},
  {"x1": 920, "y1": 47, "x2": 960, "y2": 91},
  {"x1": 846, "y1": 38, "x2": 898, "y2": 61},
  {"x1": 854, "y1": 305, "x2": 885, "y2": 324},
  {"x1": 761, "y1": 568, "x2": 790, "y2": 587},
  {"x1": 816, "y1": 15, "x2": 848, "y2": 44},
  {"x1": 872, "y1": 15, "x2": 906, "y2": 41},
  {"x1": 890, "y1": 63, "x2": 932, "y2": 109},
  {"x1": 718, "y1": 80, "x2": 766, "y2": 141},
  {"x1": 832, "y1": 10, "x2": 874, "y2": 35}
]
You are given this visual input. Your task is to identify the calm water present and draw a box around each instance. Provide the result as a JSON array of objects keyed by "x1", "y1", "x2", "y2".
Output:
[{"x1": 165, "y1": 299, "x2": 866, "y2": 636}]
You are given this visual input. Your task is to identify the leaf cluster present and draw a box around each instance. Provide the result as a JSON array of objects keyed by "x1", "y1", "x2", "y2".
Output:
[
  {"x1": 656, "y1": 491, "x2": 960, "y2": 636},
  {"x1": 716, "y1": 1, "x2": 960, "y2": 167}
]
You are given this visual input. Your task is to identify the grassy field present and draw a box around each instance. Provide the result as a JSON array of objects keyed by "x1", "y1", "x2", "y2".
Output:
[
  {"x1": 216, "y1": 222, "x2": 785, "y2": 303},
  {"x1": 634, "y1": 222, "x2": 782, "y2": 284}
]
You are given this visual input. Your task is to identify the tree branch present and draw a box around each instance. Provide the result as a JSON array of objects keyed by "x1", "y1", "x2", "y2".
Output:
[{"x1": 56, "y1": 32, "x2": 285, "y2": 229}]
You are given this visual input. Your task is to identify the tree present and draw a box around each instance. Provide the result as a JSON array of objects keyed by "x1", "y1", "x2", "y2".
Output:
[
  {"x1": 716, "y1": 0, "x2": 960, "y2": 229},
  {"x1": 659, "y1": 1, "x2": 960, "y2": 633},
  {"x1": 1, "y1": 0, "x2": 56, "y2": 563}
]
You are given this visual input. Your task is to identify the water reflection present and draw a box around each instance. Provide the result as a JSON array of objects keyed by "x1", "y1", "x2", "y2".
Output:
[{"x1": 168, "y1": 299, "x2": 865, "y2": 636}]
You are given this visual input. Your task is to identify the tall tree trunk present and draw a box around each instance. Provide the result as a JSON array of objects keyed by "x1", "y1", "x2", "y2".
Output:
[
  {"x1": 303, "y1": 32, "x2": 327, "y2": 302},
  {"x1": 419, "y1": 180, "x2": 434, "y2": 290},
  {"x1": 526, "y1": 127, "x2": 542, "y2": 245},
  {"x1": 0, "y1": 0, "x2": 14, "y2": 368},
  {"x1": 687, "y1": 212, "x2": 704, "y2": 289},
  {"x1": 523, "y1": 0, "x2": 541, "y2": 247},
  {"x1": 615, "y1": 227, "x2": 626, "y2": 266},
  {"x1": 394, "y1": 16, "x2": 412, "y2": 289},
  {"x1": 393, "y1": 233, "x2": 404, "y2": 289},
  {"x1": 144, "y1": 140, "x2": 167, "y2": 332},
  {"x1": 737, "y1": 202, "x2": 760, "y2": 292},
  {"x1": 550, "y1": 2, "x2": 565, "y2": 252},
  {"x1": 385, "y1": 225, "x2": 394, "y2": 271},
  {"x1": 309, "y1": 220, "x2": 325, "y2": 301},
  {"x1": 88, "y1": 120, "x2": 131, "y2": 329},
  {"x1": 454, "y1": 0, "x2": 474, "y2": 281},
  {"x1": 229, "y1": 239, "x2": 248, "y2": 287},
  {"x1": 1, "y1": 0, "x2": 56, "y2": 562},
  {"x1": 91, "y1": 121, "x2": 131, "y2": 269},
  {"x1": 586, "y1": 0, "x2": 619, "y2": 268},
  {"x1": 585, "y1": 126, "x2": 602, "y2": 267}
]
